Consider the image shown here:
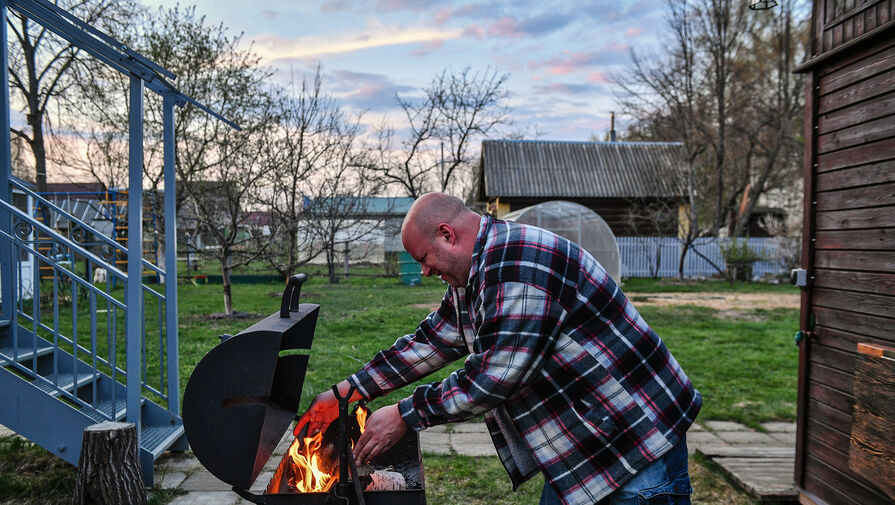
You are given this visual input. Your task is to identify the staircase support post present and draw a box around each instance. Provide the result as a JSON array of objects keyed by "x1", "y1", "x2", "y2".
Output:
[
  {"x1": 126, "y1": 75, "x2": 144, "y2": 435},
  {"x1": 162, "y1": 92, "x2": 180, "y2": 417},
  {"x1": 1, "y1": 0, "x2": 15, "y2": 322}
]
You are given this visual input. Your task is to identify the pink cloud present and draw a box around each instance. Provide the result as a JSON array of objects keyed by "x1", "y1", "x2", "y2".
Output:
[
  {"x1": 625, "y1": 27, "x2": 643, "y2": 37},
  {"x1": 587, "y1": 71, "x2": 609, "y2": 84},
  {"x1": 411, "y1": 39, "x2": 444, "y2": 57},
  {"x1": 487, "y1": 17, "x2": 526, "y2": 38},
  {"x1": 462, "y1": 24, "x2": 485, "y2": 40}
]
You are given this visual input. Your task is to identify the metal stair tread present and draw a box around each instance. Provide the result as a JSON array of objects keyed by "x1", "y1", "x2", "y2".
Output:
[
  {"x1": 141, "y1": 424, "x2": 185, "y2": 457},
  {"x1": 0, "y1": 343, "x2": 55, "y2": 363},
  {"x1": 31, "y1": 372, "x2": 96, "y2": 396},
  {"x1": 84, "y1": 397, "x2": 145, "y2": 423}
]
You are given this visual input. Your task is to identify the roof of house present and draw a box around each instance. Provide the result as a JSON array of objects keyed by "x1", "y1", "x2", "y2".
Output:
[{"x1": 481, "y1": 140, "x2": 687, "y2": 199}]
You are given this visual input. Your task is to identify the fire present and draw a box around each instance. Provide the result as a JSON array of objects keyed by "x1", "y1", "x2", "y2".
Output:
[{"x1": 284, "y1": 407, "x2": 369, "y2": 493}]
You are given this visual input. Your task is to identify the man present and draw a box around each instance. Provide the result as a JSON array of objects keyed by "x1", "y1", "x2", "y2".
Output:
[{"x1": 297, "y1": 192, "x2": 701, "y2": 505}]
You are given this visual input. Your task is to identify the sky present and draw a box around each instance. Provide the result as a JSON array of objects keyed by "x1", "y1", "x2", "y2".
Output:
[{"x1": 140, "y1": 0, "x2": 668, "y2": 141}]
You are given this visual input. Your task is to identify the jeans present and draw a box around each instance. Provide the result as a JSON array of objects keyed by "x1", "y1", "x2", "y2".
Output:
[{"x1": 539, "y1": 436, "x2": 692, "y2": 505}]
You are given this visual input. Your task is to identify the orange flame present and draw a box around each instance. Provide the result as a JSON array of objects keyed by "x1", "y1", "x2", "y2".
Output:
[{"x1": 285, "y1": 407, "x2": 369, "y2": 493}]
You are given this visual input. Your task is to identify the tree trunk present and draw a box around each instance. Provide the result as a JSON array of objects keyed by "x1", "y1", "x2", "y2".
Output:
[
  {"x1": 73, "y1": 422, "x2": 147, "y2": 505},
  {"x1": 222, "y1": 252, "x2": 233, "y2": 315}
]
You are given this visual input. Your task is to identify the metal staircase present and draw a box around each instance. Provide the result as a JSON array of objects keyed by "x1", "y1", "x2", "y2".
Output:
[
  {"x1": 0, "y1": 182, "x2": 185, "y2": 485},
  {"x1": 0, "y1": 0, "x2": 237, "y2": 486}
]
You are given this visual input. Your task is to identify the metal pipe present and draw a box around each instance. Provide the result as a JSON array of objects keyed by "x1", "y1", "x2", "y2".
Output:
[
  {"x1": 126, "y1": 74, "x2": 144, "y2": 435},
  {"x1": 163, "y1": 92, "x2": 180, "y2": 416},
  {"x1": 0, "y1": 0, "x2": 14, "y2": 322}
]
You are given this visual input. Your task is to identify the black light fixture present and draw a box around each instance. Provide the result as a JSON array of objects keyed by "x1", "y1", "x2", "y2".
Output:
[{"x1": 749, "y1": 0, "x2": 778, "y2": 9}]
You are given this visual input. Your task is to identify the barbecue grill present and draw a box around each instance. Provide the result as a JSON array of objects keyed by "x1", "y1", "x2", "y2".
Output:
[{"x1": 182, "y1": 274, "x2": 426, "y2": 505}]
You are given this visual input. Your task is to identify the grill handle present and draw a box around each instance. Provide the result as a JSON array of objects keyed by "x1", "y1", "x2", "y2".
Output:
[{"x1": 280, "y1": 273, "x2": 308, "y2": 318}]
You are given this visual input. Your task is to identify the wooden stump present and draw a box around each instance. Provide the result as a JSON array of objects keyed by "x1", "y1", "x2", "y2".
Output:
[{"x1": 73, "y1": 422, "x2": 147, "y2": 505}]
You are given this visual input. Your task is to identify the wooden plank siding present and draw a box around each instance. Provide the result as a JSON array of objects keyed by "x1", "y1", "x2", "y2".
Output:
[{"x1": 797, "y1": 2, "x2": 895, "y2": 504}]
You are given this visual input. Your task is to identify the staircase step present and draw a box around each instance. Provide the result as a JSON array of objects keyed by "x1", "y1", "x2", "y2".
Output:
[
  {"x1": 85, "y1": 397, "x2": 127, "y2": 422},
  {"x1": 142, "y1": 424, "x2": 185, "y2": 458},
  {"x1": 0, "y1": 343, "x2": 55, "y2": 363},
  {"x1": 32, "y1": 372, "x2": 96, "y2": 396}
]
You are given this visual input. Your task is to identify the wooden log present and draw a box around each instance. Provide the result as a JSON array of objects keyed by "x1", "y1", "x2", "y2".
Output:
[
  {"x1": 73, "y1": 422, "x2": 147, "y2": 505},
  {"x1": 849, "y1": 344, "x2": 895, "y2": 502}
]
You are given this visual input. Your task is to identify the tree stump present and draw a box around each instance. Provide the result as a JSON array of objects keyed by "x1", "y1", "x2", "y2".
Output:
[{"x1": 73, "y1": 422, "x2": 147, "y2": 505}]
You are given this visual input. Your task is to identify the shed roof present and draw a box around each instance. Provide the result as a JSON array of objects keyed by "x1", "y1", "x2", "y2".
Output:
[{"x1": 481, "y1": 140, "x2": 687, "y2": 199}]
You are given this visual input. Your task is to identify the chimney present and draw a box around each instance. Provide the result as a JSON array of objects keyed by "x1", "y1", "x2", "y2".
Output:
[{"x1": 610, "y1": 112, "x2": 617, "y2": 142}]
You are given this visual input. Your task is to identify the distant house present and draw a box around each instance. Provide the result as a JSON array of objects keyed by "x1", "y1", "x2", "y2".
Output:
[{"x1": 477, "y1": 140, "x2": 689, "y2": 236}]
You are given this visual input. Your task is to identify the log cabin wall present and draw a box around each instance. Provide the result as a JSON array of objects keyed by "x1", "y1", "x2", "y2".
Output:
[{"x1": 795, "y1": 2, "x2": 895, "y2": 505}]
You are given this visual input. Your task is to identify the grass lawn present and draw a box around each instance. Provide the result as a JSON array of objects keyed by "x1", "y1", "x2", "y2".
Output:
[{"x1": 1, "y1": 274, "x2": 796, "y2": 504}]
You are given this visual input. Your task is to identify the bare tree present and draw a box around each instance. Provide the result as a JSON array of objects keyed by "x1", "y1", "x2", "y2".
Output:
[
  {"x1": 370, "y1": 67, "x2": 510, "y2": 198},
  {"x1": 6, "y1": 0, "x2": 137, "y2": 193}
]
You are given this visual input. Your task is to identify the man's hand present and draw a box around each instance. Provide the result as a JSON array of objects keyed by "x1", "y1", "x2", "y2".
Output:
[
  {"x1": 294, "y1": 389, "x2": 339, "y2": 436},
  {"x1": 353, "y1": 404, "x2": 408, "y2": 465}
]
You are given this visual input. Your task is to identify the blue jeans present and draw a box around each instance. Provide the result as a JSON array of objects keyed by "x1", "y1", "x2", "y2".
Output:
[{"x1": 540, "y1": 436, "x2": 692, "y2": 505}]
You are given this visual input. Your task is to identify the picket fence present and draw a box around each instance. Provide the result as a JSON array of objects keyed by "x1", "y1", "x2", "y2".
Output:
[{"x1": 617, "y1": 236, "x2": 800, "y2": 279}]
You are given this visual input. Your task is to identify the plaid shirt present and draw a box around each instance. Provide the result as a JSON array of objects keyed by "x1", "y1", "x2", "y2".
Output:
[{"x1": 349, "y1": 215, "x2": 701, "y2": 505}]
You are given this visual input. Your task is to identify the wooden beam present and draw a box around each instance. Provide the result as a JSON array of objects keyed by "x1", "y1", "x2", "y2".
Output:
[{"x1": 849, "y1": 344, "x2": 895, "y2": 502}]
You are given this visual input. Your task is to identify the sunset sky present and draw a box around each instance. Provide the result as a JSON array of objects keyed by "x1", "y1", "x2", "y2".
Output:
[{"x1": 141, "y1": 0, "x2": 668, "y2": 141}]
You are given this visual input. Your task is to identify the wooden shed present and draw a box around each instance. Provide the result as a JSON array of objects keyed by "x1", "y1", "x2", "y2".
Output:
[
  {"x1": 793, "y1": 1, "x2": 895, "y2": 505},
  {"x1": 476, "y1": 140, "x2": 689, "y2": 236}
]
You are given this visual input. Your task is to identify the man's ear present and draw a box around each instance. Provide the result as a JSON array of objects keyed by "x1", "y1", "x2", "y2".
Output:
[{"x1": 437, "y1": 223, "x2": 455, "y2": 244}]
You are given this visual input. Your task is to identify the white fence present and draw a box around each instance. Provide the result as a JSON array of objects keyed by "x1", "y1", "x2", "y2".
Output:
[{"x1": 617, "y1": 236, "x2": 800, "y2": 279}]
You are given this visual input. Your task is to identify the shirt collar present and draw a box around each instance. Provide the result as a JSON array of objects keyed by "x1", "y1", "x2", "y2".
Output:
[{"x1": 466, "y1": 214, "x2": 492, "y2": 290}]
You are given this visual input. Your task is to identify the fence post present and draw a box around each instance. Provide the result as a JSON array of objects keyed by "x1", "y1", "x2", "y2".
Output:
[{"x1": 163, "y1": 93, "x2": 179, "y2": 416}]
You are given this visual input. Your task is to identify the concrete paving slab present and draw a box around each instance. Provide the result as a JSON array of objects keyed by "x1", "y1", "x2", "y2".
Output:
[
  {"x1": 689, "y1": 423, "x2": 706, "y2": 432},
  {"x1": 770, "y1": 432, "x2": 797, "y2": 445},
  {"x1": 696, "y1": 445, "x2": 795, "y2": 458},
  {"x1": 451, "y1": 432, "x2": 497, "y2": 457},
  {"x1": 0, "y1": 424, "x2": 16, "y2": 437},
  {"x1": 703, "y1": 420, "x2": 749, "y2": 432},
  {"x1": 760, "y1": 422, "x2": 797, "y2": 433},
  {"x1": 420, "y1": 431, "x2": 451, "y2": 455},
  {"x1": 168, "y1": 491, "x2": 243, "y2": 505},
  {"x1": 179, "y1": 469, "x2": 233, "y2": 492},
  {"x1": 715, "y1": 430, "x2": 779, "y2": 445},
  {"x1": 685, "y1": 431, "x2": 725, "y2": 446},
  {"x1": 424, "y1": 425, "x2": 448, "y2": 434},
  {"x1": 712, "y1": 457, "x2": 797, "y2": 501},
  {"x1": 156, "y1": 470, "x2": 189, "y2": 490},
  {"x1": 451, "y1": 422, "x2": 489, "y2": 433}
]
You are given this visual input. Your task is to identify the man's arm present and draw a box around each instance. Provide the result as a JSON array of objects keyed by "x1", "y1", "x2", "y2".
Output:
[{"x1": 399, "y1": 281, "x2": 565, "y2": 430}]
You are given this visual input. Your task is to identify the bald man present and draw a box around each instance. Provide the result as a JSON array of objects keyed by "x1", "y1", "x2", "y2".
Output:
[{"x1": 296, "y1": 193, "x2": 701, "y2": 505}]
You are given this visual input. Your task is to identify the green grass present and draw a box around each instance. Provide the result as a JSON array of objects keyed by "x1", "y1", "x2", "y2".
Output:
[{"x1": 3, "y1": 273, "x2": 798, "y2": 503}]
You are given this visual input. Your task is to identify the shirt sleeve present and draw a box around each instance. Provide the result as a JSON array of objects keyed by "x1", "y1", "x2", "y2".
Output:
[
  {"x1": 348, "y1": 287, "x2": 469, "y2": 402},
  {"x1": 398, "y1": 281, "x2": 566, "y2": 431}
]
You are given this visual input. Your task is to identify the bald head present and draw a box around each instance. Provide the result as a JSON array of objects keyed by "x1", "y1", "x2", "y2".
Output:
[
  {"x1": 401, "y1": 193, "x2": 481, "y2": 287},
  {"x1": 402, "y1": 192, "x2": 471, "y2": 238}
]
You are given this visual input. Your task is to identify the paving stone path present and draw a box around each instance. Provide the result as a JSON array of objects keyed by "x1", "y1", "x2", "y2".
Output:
[{"x1": 0, "y1": 421, "x2": 797, "y2": 504}]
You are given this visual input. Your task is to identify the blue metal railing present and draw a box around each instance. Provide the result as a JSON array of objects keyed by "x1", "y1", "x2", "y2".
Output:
[{"x1": 0, "y1": 182, "x2": 176, "y2": 421}]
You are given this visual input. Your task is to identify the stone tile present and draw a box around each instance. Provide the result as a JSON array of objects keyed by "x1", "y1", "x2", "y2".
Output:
[
  {"x1": 685, "y1": 431, "x2": 725, "y2": 448},
  {"x1": 424, "y1": 425, "x2": 448, "y2": 434},
  {"x1": 250, "y1": 471, "x2": 273, "y2": 492},
  {"x1": 760, "y1": 422, "x2": 797, "y2": 433},
  {"x1": 715, "y1": 431, "x2": 779, "y2": 445},
  {"x1": 770, "y1": 432, "x2": 797, "y2": 445},
  {"x1": 451, "y1": 432, "x2": 496, "y2": 457},
  {"x1": 156, "y1": 453, "x2": 203, "y2": 473},
  {"x1": 451, "y1": 422, "x2": 488, "y2": 433},
  {"x1": 688, "y1": 423, "x2": 706, "y2": 432},
  {"x1": 420, "y1": 431, "x2": 451, "y2": 455},
  {"x1": 179, "y1": 469, "x2": 233, "y2": 492},
  {"x1": 156, "y1": 470, "x2": 188, "y2": 490},
  {"x1": 168, "y1": 491, "x2": 242, "y2": 505},
  {"x1": 703, "y1": 420, "x2": 749, "y2": 432}
]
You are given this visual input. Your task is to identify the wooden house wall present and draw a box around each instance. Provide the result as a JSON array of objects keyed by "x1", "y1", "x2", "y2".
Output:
[{"x1": 797, "y1": 5, "x2": 895, "y2": 503}]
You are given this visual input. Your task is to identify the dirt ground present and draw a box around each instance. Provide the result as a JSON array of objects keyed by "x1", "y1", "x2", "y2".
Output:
[{"x1": 630, "y1": 292, "x2": 800, "y2": 311}]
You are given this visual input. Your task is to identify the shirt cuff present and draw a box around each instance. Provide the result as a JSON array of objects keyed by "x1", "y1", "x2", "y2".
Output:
[
  {"x1": 347, "y1": 368, "x2": 380, "y2": 402},
  {"x1": 398, "y1": 396, "x2": 426, "y2": 432}
]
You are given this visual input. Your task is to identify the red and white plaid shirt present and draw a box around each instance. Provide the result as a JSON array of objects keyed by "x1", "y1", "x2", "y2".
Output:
[{"x1": 349, "y1": 215, "x2": 701, "y2": 505}]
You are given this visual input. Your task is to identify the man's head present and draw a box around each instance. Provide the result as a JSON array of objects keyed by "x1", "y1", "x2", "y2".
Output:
[{"x1": 401, "y1": 193, "x2": 481, "y2": 288}]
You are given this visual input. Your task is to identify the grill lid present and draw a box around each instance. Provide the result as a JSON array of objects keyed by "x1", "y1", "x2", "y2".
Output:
[{"x1": 182, "y1": 274, "x2": 318, "y2": 490}]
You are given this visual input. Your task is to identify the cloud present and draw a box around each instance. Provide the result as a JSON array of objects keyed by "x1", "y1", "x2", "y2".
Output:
[
  {"x1": 533, "y1": 82, "x2": 603, "y2": 95},
  {"x1": 625, "y1": 27, "x2": 643, "y2": 37},
  {"x1": 374, "y1": 0, "x2": 432, "y2": 12},
  {"x1": 330, "y1": 70, "x2": 416, "y2": 110},
  {"x1": 484, "y1": 11, "x2": 576, "y2": 39},
  {"x1": 250, "y1": 26, "x2": 463, "y2": 61},
  {"x1": 411, "y1": 39, "x2": 445, "y2": 57},
  {"x1": 530, "y1": 45, "x2": 630, "y2": 75},
  {"x1": 320, "y1": 0, "x2": 353, "y2": 12}
]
